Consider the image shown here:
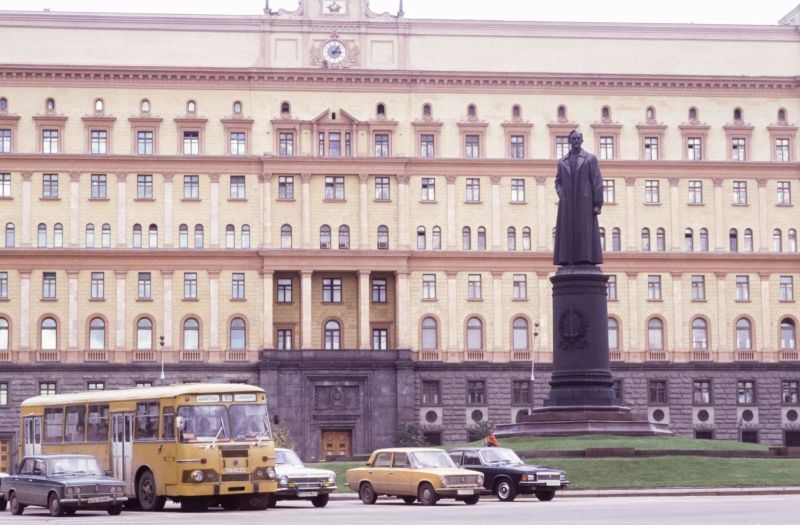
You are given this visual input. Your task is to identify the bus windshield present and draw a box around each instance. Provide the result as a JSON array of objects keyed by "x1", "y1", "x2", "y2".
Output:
[
  {"x1": 230, "y1": 404, "x2": 270, "y2": 441},
  {"x1": 178, "y1": 404, "x2": 270, "y2": 443}
]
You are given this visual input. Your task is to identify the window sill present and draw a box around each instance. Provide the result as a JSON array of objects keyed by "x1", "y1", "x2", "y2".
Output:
[
  {"x1": 735, "y1": 299, "x2": 752, "y2": 303},
  {"x1": 0, "y1": 197, "x2": 13, "y2": 201},
  {"x1": 607, "y1": 298, "x2": 618, "y2": 302},
  {"x1": 373, "y1": 199, "x2": 393, "y2": 203},
  {"x1": 509, "y1": 201, "x2": 527, "y2": 205},
  {"x1": 276, "y1": 301, "x2": 295, "y2": 306},
  {"x1": 464, "y1": 201, "x2": 483, "y2": 204},
  {"x1": 134, "y1": 198, "x2": 155, "y2": 202},
  {"x1": 323, "y1": 199, "x2": 347, "y2": 203},
  {"x1": 647, "y1": 299, "x2": 663, "y2": 302},
  {"x1": 89, "y1": 197, "x2": 110, "y2": 201},
  {"x1": 421, "y1": 298, "x2": 438, "y2": 302},
  {"x1": 644, "y1": 202, "x2": 662, "y2": 206},
  {"x1": 230, "y1": 298, "x2": 247, "y2": 302},
  {"x1": 136, "y1": 298, "x2": 153, "y2": 302},
  {"x1": 0, "y1": 298, "x2": 8, "y2": 301},
  {"x1": 467, "y1": 298, "x2": 483, "y2": 302},
  {"x1": 89, "y1": 298, "x2": 106, "y2": 302},
  {"x1": 40, "y1": 197, "x2": 61, "y2": 201},
  {"x1": 732, "y1": 203, "x2": 749, "y2": 207},
  {"x1": 512, "y1": 298, "x2": 529, "y2": 302},
  {"x1": 776, "y1": 203, "x2": 793, "y2": 208},
  {"x1": 779, "y1": 299, "x2": 796, "y2": 303},
  {"x1": 688, "y1": 202, "x2": 705, "y2": 206},
  {"x1": 692, "y1": 299, "x2": 708, "y2": 303},
  {"x1": 227, "y1": 198, "x2": 248, "y2": 203},
  {"x1": 181, "y1": 198, "x2": 202, "y2": 202},
  {"x1": 183, "y1": 298, "x2": 199, "y2": 302},
  {"x1": 40, "y1": 298, "x2": 58, "y2": 302},
  {"x1": 419, "y1": 200, "x2": 438, "y2": 204},
  {"x1": 276, "y1": 198, "x2": 296, "y2": 202}
]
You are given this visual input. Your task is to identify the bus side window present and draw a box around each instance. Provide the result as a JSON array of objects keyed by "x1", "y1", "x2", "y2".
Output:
[
  {"x1": 162, "y1": 407, "x2": 175, "y2": 440},
  {"x1": 44, "y1": 407, "x2": 64, "y2": 444},
  {"x1": 135, "y1": 401, "x2": 160, "y2": 441},
  {"x1": 87, "y1": 404, "x2": 109, "y2": 442},
  {"x1": 64, "y1": 405, "x2": 86, "y2": 443}
]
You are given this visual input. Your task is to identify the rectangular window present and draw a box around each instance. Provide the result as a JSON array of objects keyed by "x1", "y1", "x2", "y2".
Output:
[
  {"x1": 779, "y1": 276, "x2": 794, "y2": 301},
  {"x1": 467, "y1": 274, "x2": 482, "y2": 300},
  {"x1": 648, "y1": 380, "x2": 668, "y2": 404},
  {"x1": 777, "y1": 181, "x2": 791, "y2": 205},
  {"x1": 328, "y1": 132, "x2": 341, "y2": 157},
  {"x1": 229, "y1": 176, "x2": 246, "y2": 200},
  {"x1": 230, "y1": 132, "x2": 246, "y2": 156},
  {"x1": 374, "y1": 177, "x2": 390, "y2": 200},
  {"x1": 422, "y1": 274, "x2": 436, "y2": 300},
  {"x1": 90, "y1": 174, "x2": 107, "y2": 199},
  {"x1": 276, "y1": 329, "x2": 293, "y2": 350},
  {"x1": 645, "y1": 180, "x2": 660, "y2": 204},
  {"x1": 733, "y1": 181, "x2": 748, "y2": 204},
  {"x1": 64, "y1": 405, "x2": 86, "y2": 442},
  {"x1": 467, "y1": 380, "x2": 486, "y2": 405},
  {"x1": 687, "y1": 137, "x2": 702, "y2": 160},
  {"x1": 374, "y1": 133, "x2": 390, "y2": 157},
  {"x1": 0, "y1": 271, "x2": 7, "y2": 299},
  {"x1": 137, "y1": 131, "x2": 153, "y2": 155},
  {"x1": 688, "y1": 180, "x2": 703, "y2": 204},
  {"x1": 731, "y1": 138, "x2": 746, "y2": 161},
  {"x1": 510, "y1": 135, "x2": 525, "y2": 159},
  {"x1": 90, "y1": 130, "x2": 107, "y2": 154},
  {"x1": 465, "y1": 135, "x2": 480, "y2": 158},
  {"x1": 607, "y1": 274, "x2": 617, "y2": 301},
  {"x1": 782, "y1": 381, "x2": 799, "y2": 404},
  {"x1": 513, "y1": 274, "x2": 527, "y2": 300},
  {"x1": 693, "y1": 380, "x2": 712, "y2": 405},
  {"x1": 87, "y1": 382, "x2": 105, "y2": 390},
  {"x1": 42, "y1": 272, "x2": 56, "y2": 299},
  {"x1": 322, "y1": 277, "x2": 342, "y2": 303},
  {"x1": 647, "y1": 275, "x2": 661, "y2": 301},
  {"x1": 422, "y1": 381, "x2": 441, "y2": 405},
  {"x1": 183, "y1": 131, "x2": 199, "y2": 155},
  {"x1": 0, "y1": 383, "x2": 7, "y2": 405},
  {"x1": 232, "y1": 273, "x2": 245, "y2": 300},
  {"x1": 91, "y1": 272, "x2": 104, "y2": 300},
  {"x1": 324, "y1": 176, "x2": 345, "y2": 200},
  {"x1": 44, "y1": 407, "x2": 63, "y2": 443},
  {"x1": 555, "y1": 136, "x2": 569, "y2": 158},
  {"x1": 737, "y1": 380, "x2": 756, "y2": 404},
  {"x1": 372, "y1": 328, "x2": 388, "y2": 350},
  {"x1": 43, "y1": 173, "x2": 59, "y2": 199},
  {"x1": 692, "y1": 275, "x2": 706, "y2": 300},
  {"x1": 43, "y1": 129, "x2": 59, "y2": 154},
  {"x1": 420, "y1": 134, "x2": 435, "y2": 158},
  {"x1": 511, "y1": 178, "x2": 525, "y2": 202},
  {"x1": 278, "y1": 176, "x2": 294, "y2": 200},
  {"x1": 599, "y1": 136, "x2": 614, "y2": 160},
  {"x1": 183, "y1": 175, "x2": 199, "y2": 200},
  {"x1": 279, "y1": 132, "x2": 294, "y2": 156},
  {"x1": 138, "y1": 272, "x2": 151, "y2": 300},
  {"x1": 644, "y1": 136, "x2": 659, "y2": 160},
  {"x1": 137, "y1": 175, "x2": 153, "y2": 199},
  {"x1": 277, "y1": 278, "x2": 292, "y2": 303},
  {"x1": 136, "y1": 381, "x2": 152, "y2": 388},
  {"x1": 602, "y1": 179, "x2": 615, "y2": 204},
  {"x1": 512, "y1": 381, "x2": 530, "y2": 405},
  {"x1": 184, "y1": 272, "x2": 197, "y2": 300},
  {"x1": 736, "y1": 275, "x2": 750, "y2": 301},
  {"x1": 0, "y1": 129, "x2": 11, "y2": 153},
  {"x1": 0, "y1": 173, "x2": 10, "y2": 197},
  {"x1": 776, "y1": 138, "x2": 790, "y2": 162},
  {"x1": 135, "y1": 401, "x2": 160, "y2": 441},
  {"x1": 466, "y1": 178, "x2": 480, "y2": 202},
  {"x1": 318, "y1": 131, "x2": 325, "y2": 156},
  {"x1": 371, "y1": 278, "x2": 387, "y2": 303},
  {"x1": 421, "y1": 177, "x2": 436, "y2": 201},
  {"x1": 40, "y1": 382, "x2": 57, "y2": 396}
]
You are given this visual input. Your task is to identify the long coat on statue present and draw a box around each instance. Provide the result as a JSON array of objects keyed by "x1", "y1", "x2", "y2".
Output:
[{"x1": 553, "y1": 149, "x2": 604, "y2": 266}]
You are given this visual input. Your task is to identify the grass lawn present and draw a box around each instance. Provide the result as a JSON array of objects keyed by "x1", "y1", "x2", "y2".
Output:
[{"x1": 450, "y1": 434, "x2": 771, "y2": 451}]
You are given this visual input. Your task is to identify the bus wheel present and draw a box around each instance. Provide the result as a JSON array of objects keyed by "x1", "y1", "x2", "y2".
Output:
[{"x1": 137, "y1": 470, "x2": 166, "y2": 511}]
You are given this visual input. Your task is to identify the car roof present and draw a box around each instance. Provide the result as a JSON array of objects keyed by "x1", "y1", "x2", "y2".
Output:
[
  {"x1": 448, "y1": 447, "x2": 510, "y2": 452},
  {"x1": 371, "y1": 447, "x2": 446, "y2": 454}
]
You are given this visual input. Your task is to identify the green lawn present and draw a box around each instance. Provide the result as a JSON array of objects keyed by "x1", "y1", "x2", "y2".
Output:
[{"x1": 451, "y1": 434, "x2": 771, "y2": 451}]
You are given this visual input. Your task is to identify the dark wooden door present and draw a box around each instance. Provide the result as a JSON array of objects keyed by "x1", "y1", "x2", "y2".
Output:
[{"x1": 321, "y1": 430, "x2": 351, "y2": 460}]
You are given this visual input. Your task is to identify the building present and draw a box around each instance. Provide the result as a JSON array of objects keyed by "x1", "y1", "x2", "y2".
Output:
[{"x1": 0, "y1": 0, "x2": 799, "y2": 466}]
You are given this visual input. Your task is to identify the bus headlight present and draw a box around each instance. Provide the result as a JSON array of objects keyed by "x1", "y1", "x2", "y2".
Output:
[
  {"x1": 279, "y1": 475, "x2": 288, "y2": 487},
  {"x1": 266, "y1": 467, "x2": 276, "y2": 480},
  {"x1": 191, "y1": 470, "x2": 205, "y2": 483}
]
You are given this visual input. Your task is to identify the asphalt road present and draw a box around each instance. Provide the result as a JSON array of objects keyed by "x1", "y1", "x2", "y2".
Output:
[{"x1": 5, "y1": 495, "x2": 800, "y2": 524}]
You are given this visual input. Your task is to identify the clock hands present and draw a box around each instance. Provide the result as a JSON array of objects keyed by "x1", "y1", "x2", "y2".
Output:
[{"x1": 329, "y1": 45, "x2": 342, "y2": 58}]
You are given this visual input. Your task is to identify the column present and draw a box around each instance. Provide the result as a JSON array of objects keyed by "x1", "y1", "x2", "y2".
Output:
[
  {"x1": 715, "y1": 273, "x2": 728, "y2": 351},
  {"x1": 301, "y1": 173, "x2": 312, "y2": 249},
  {"x1": 757, "y1": 180, "x2": 769, "y2": 252},
  {"x1": 162, "y1": 270, "x2": 173, "y2": 348},
  {"x1": 492, "y1": 272, "x2": 503, "y2": 353},
  {"x1": 397, "y1": 174, "x2": 410, "y2": 250},
  {"x1": 69, "y1": 172, "x2": 80, "y2": 247},
  {"x1": 359, "y1": 173, "x2": 369, "y2": 249},
  {"x1": 19, "y1": 269, "x2": 31, "y2": 349},
  {"x1": 446, "y1": 271, "x2": 458, "y2": 351},
  {"x1": 625, "y1": 177, "x2": 637, "y2": 250},
  {"x1": 536, "y1": 177, "x2": 548, "y2": 251},
  {"x1": 359, "y1": 270, "x2": 371, "y2": 349},
  {"x1": 21, "y1": 172, "x2": 32, "y2": 247},
  {"x1": 759, "y1": 273, "x2": 772, "y2": 352},
  {"x1": 397, "y1": 271, "x2": 410, "y2": 348},
  {"x1": 209, "y1": 174, "x2": 220, "y2": 248},
  {"x1": 163, "y1": 174, "x2": 174, "y2": 247},
  {"x1": 300, "y1": 270, "x2": 313, "y2": 349},
  {"x1": 536, "y1": 272, "x2": 550, "y2": 350},
  {"x1": 626, "y1": 273, "x2": 639, "y2": 352},
  {"x1": 671, "y1": 273, "x2": 683, "y2": 354},
  {"x1": 261, "y1": 271, "x2": 274, "y2": 348},
  {"x1": 115, "y1": 271, "x2": 126, "y2": 349},
  {"x1": 491, "y1": 176, "x2": 502, "y2": 250},
  {"x1": 209, "y1": 270, "x2": 220, "y2": 350},
  {"x1": 446, "y1": 175, "x2": 457, "y2": 249},
  {"x1": 261, "y1": 173, "x2": 272, "y2": 248},
  {"x1": 669, "y1": 178, "x2": 681, "y2": 251},
  {"x1": 67, "y1": 270, "x2": 79, "y2": 350},
  {"x1": 713, "y1": 178, "x2": 724, "y2": 251},
  {"x1": 116, "y1": 173, "x2": 127, "y2": 247}
]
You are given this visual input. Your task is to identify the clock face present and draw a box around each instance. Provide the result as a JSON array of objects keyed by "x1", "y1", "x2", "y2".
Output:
[{"x1": 322, "y1": 40, "x2": 347, "y2": 64}]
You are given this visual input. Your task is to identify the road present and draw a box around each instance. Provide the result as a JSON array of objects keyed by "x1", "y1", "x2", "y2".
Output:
[{"x1": 6, "y1": 495, "x2": 800, "y2": 524}]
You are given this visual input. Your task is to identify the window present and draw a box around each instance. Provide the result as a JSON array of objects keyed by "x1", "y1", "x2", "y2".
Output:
[
  {"x1": 377, "y1": 225, "x2": 389, "y2": 249},
  {"x1": 421, "y1": 317, "x2": 438, "y2": 350},
  {"x1": 468, "y1": 274, "x2": 482, "y2": 300},
  {"x1": 602, "y1": 179, "x2": 615, "y2": 204},
  {"x1": 230, "y1": 318, "x2": 246, "y2": 350},
  {"x1": 184, "y1": 272, "x2": 197, "y2": 300},
  {"x1": 647, "y1": 318, "x2": 664, "y2": 350},
  {"x1": 599, "y1": 136, "x2": 614, "y2": 160},
  {"x1": 647, "y1": 275, "x2": 661, "y2": 300},
  {"x1": 462, "y1": 226, "x2": 471, "y2": 250},
  {"x1": 511, "y1": 178, "x2": 525, "y2": 202},
  {"x1": 89, "y1": 317, "x2": 105, "y2": 350},
  {"x1": 183, "y1": 131, "x2": 199, "y2": 155},
  {"x1": 278, "y1": 176, "x2": 294, "y2": 199},
  {"x1": 276, "y1": 329, "x2": 292, "y2": 350},
  {"x1": 422, "y1": 381, "x2": 441, "y2": 405},
  {"x1": 324, "y1": 320, "x2": 341, "y2": 350},
  {"x1": 782, "y1": 381, "x2": 799, "y2": 404},
  {"x1": 319, "y1": 225, "x2": 331, "y2": 249},
  {"x1": 422, "y1": 274, "x2": 436, "y2": 300},
  {"x1": 375, "y1": 177, "x2": 390, "y2": 200},
  {"x1": 186, "y1": 100, "x2": 196, "y2": 114},
  {"x1": 466, "y1": 178, "x2": 480, "y2": 201},
  {"x1": 324, "y1": 176, "x2": 345, "y2": 200},
  {"x1": 607, "y1": 275, "x2": 617, "y2": 300},
  {"x1": 183, "y1": 318, "x2": 199, "y2": 350},
  {"x1": 691, "y1": 380, "x2": 712, "y2": 405},
  {"x1": 137, "y1": 174, "x2": 153, "y2": 199},
  {"x1": 733, "y1": 181, "x2": 748, "y2": 204},
  {"x1": 776, "y1": 138, "x2": 790, "y2": 162},
  {"x1": 467, "y1": 380, "x2": 486, "y2": 404},
  {"x1": 374, "y1": 133, "x2": 390, "y2": 157},
  {"x1": 372, "y1": 328, "x2": 388, "y2": 350},
  {"x1": 510, "y1": 135, "x2": 525, "y2": 159},
  {"x1": 232, "y1": 273, "x2": 245, "y2": 300},
  {"x1": 512, "y1": 318, "x2": 529, "y2": 350},
  {"x1": 477, "y1": 226, "x2": 486, "y2": 250},
  {"x1": 327, "y1": 132, "x2": 342, "y2": 157},
  {"x1": 737, "y1": 380, "x2": 756, "y2": 404},
  {"x1": 513, "y1": 274, "x2": 527, "y2": 300},
  {"x1": 0, "y1": 130, "x2": 10, "y2": 154},
  {"x1": 778, "y1": 181, "x2": 791, "y2": 205},
  {"x1": 0, "y1": 271, "x2": 7, "y2": 300},
  {"x1": 372, "y1": 278, "x2": 387, "y2": 303},
  {"x1": 226, "y1": 225, "x2": 235, "y2": 249},
  {"x1": 699, "y1": 228, "x2": 709, "y2": 252},
  {"x1": 691, "y1": 275, "x2": 706, "y2": 301},
  {"x1": 417, "y1": 226, "x2": 426, "y2": 250},
  {"x1": 608, "y1": 318, "x2": 619, "y2": 350},
  {"x1": 731, "y1": 138, "x2": 746, "y2": 161},
  {"x1": 89, "y1": 174, "x2": 107, "y2": 199},
  {"x1": 465, "y1": 135, "x2": 480, "y2": 158},
  {"x1": 53, "y1": 224, "x2": 63, "y2": 248},
  {"x1": 43, "y1": 129, "x2": 59, "y2": 154},
  {"x1": 743, "y1": 229, "x2": 753, "y2": 252},
  {"x1": 735, "y1": 275, "x2": 750, "y2": 301},
  {"x1": 280, "y1": 224, "x2": 292, "y2": 248},
  {"x1": 692, "y1": 318, "x2": 708, "y2": 349},
  {"x1": 338, "y1": 225, "x2": 350, "y2": 249},
  {"x1": 279, "y1": 132, "x2": 294, "y2": 156},
  {"x1": 611, "y1": 228, "x2": 621, "y2": 251},
  {"x1": 507, "y1": 227, "x2": 516, "y2": 250},
  {"x1": 774, "y1": 229, "x2": 783, "y2": 252},
  {"x1": 781, "y1": 319, "x2": 796, "y2": 350},
  {"x1": 432, "y1": 226, "x2": 442, "y2": 250},
  {"x1": 641, "y1": 228, "x2": 651, "y2": 251},
  {"x1": 421, "y1": 177, "x2": 435, "y2": 201},
  {"x1": 555, "y1": 135, "x2": 569, "y2": 158},
  {"x1": 137, "y1": 272, "x2": 151, "y2": 300},
  {"x1": 42, "y1": 272, "x2": 56, "y2": 299},
  {"x1": 137, "y1": 131, "x2": 153, "y2": 155},
  {"x1": 238, "y1": 224, "x2": 249, "y2": 249},
  {"x1": 656, "y1": 228, "x2": 665, "y2": 252},
  {"x1": 420, "y1": 134, "x2": 435, "y2": 158},
  {"x1": 0, "y1": 382, "x2": 7, "y2": 405},
  {"x1": 178, "y1": 224, "x2": 189, "y2": 248},
  {"x1": 322, "y1": 277, "x2": 342, "y2": 303},
  {"x1": 281, "y1": 101, "x2": 291, "y2": 115},
  {"x1": 736, "y1": 318, "x2": 752, "y2": 349},
  {"x1": 687, "y1": 137, "x2": 702, "y2": 160},
  {"x1": 522, "y1": 227, "x2": 531, "y2": 250},
  {"x1": 512, "y1": 380, "x2": 530, "y2": 405},
  {"x1": 277, "y1": 278, "x2": 292, "y2": 303},
  {"x1": 644, "y1": 136, "x2": 659, "y2": 160},
  {"x1": 91, "y1": 272, "x2": 104, "y2": 300},
  {"x1": 688, "y1": 180, "x2": 703, "y2": 204},
  {"x1": 90, "y1": 130, "x2": 107, "y2": 154},
  {"x1": 645, "y1": 180, "x2": 660, "y2": 203},
  {"x1": 37, "y1": 224, "x2": 47, "y2": 248},
  {"x1": 40, "y1": 318, "x2": 57, "y2": 350},
  {"x1": 183, "y1": 175, "x2": 199, "y2": 200},
  {"x1": 148, "y1": 224, "x2": 158, "y2": 248},
  {"x1": 42, "y1": 173, "x2": 59, "y2": 199},
  {"x1": 230, "y1": 132, "x2": 246, "y2": 156},
  {"x1": 229, "y1": 176, "x2": 246, "y2": 200},
  {"x1": 466, "y1": 317, "x2": 484, "y2": 351},
  {"x1": 136, "y1": 381, "x2": 152, "y2": 388},
  {"x1": 40, "y1": 382, "x2": 57, "y2": 396},
  {"x1": 780, "y1": 276, "x2": 794, "y2": 301},
  {"x1": 0, "y1": 318, "x2": 8, "y2": 350},
  {"x1": 729, "y1": 229, "x2": 739, "y2": 252},
  {"x1": 0, "y1": 173, "x2": 10, "y2": 198},
  {"x1": 648, "y1": 380, "x2": 668, "y2": 405}
]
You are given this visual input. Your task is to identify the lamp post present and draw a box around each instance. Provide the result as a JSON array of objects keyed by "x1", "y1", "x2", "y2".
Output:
[
  {"x1": 159, "y1": 335, "x2": 165, "y2": 381},
  {"x1": 530, "y1": 322, "x2": 540, "y2": 411}
]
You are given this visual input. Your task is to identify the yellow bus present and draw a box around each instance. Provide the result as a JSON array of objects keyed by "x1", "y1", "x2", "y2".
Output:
[{"x1": 18, "y1": 384, "x2": 277, "y2": 511}]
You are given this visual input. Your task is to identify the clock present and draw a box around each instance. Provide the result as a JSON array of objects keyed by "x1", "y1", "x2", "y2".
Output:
[{"x1": 322, "y1": 40, "x2": 347, "y2": 64}]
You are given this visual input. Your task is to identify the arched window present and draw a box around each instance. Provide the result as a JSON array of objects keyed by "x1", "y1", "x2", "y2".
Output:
[
  {"x1": 101, "y1": 224, "x2": 111, "y2": 248},
  {"x1": 85, "y1": 224, "x2": 95, "y2": 248},
  {"x1": 692, "y1": 318, "x2": 708, "y2": 349},
  {"x1": 773, "y1": 229, "x2": 783, "y2": 252},
  {"x1": 179, "y1": 224, "x2": 189, "y2": 248},
  {"x1": 0, "y1": 318, "x2": 9, "y2": 350},
  {"x1": 689, "y1": 107, "x2": 698, "y2": 121},
  {"x1": 226, "y1": 225, "x2": 235, "y2": 249},
  {"x1": 736, "y1": 318, "x2": 752, "y2": 350},
  {"x1": 338, "y1": 225, "x2": 350, "y2": 249},
  {"x1": 421, "y1": 317, "x2": 438, "y2": 350},
  {"x1": 422, "y1": 103, "x2": 432, "y2": 119},
  {"x1": 46, "y1": 98, "x2": 55, "y2": 112},
  {"x1": 601, "y1": 106, "x2": 610, "y2": 120},
  {"x1": 684, "y1": 228, "x2": 694, "y2": 251},
  {"x1": 241, "y1": 225, "x2": 250, "y2": 249},
  {"x1": 743, "y1": 228, "x2": 753, "y2": 252},
  {"x1": 136, "y1": 318, "x2": 153, "y2": 350},
  {"x1": 376, "y1": 103, "x2": 386, "y2": 117},
  {"x1": 320, "y1": 225, "x2": 331, "y2": 249},
  {"x1": 729, "y1": 228, "x2": 738, "y2": 252},
  {"x1": 462, "y1": 226, "x2": 471, "y2": 250},
  {"x1": 778, "y1": 108, "x2": 787, "y2": 122},
  {"x1": 280, "y1": 101, "x2": 291, "y2": 115},
  {"x1": 183, "y1": 318, "x2": 200, "y2": 350},
  {"x1": 140, "y1": 99, "x2": 150, "y2": 113},
  {"x1": 432, "y1": 226, "x2": 441, "y2": 250},
  {"x1": 377, "y1": 225, "x2": 389, "y2": 249},
  {"x1": 417, "y1": 226, "x2": 426, "y2": 250},
  {"x1": 477, "y1": 226, "x2": 487, "y2": 250},
  {"x1": 781, "y1": 319, "x2": 797, "y2": 350},
  {"x1": 608, "y1": 318, "x2": 619, "y2": 350},
  {"x1": 466, "y1": 317, "x2": 483, "y2": 351},
  {"x1": 647, "y1": 318, "x2": 664, "y2": 350},
  {"x1": 512, "y1": 105, "x2": 521, "y2": 119},
  {"x1": 512, "y1": 317, "x2": 529, "y2": 350},
  {"x1": 599, "y1": 227, "x2": 606, "y2": 251},
  {"x1": 230, "y1": 317, "x2": 246, "y2": 350},
  {"x1": 132, "y1": 224, "x2": 142, "y2": 248},
  {"x1": 148, "y1": 224, "x2": 158, "y2": 248},
  {"x1": 557, "y1": 105, "x2": 566, "y2": 120},
  {"x1": 94, "y1": 98, "x2": 104, "y2": 113},
  {"x1": 41, "y1": 317, "x2": 57, "y2": 350},
  {"x1": 522, "y1": 227, "x2": 531, "y2": 250},
  {"x1": 53, "y1": 223, "x2": 63, "y2": 248},
  {"x1": 733, "y1": 107, "x2": 742, "y2": 121},
  {"x1": 467, "y1": 104, "x2": 477, "y2": 119},
  {"x1": 507, "y1": 227, "x2": 516, "y2": 251},
  {"x1": 280, "y1": 224, "x2": 292, "y2": 248},
  {"x1": 324, "y1": 320, "x2": 341, "y2": 350},
  {"x1": 656, "y1": 228, "x2": 666, "y2": 252},
  {"x1": 789, "y1": 229, "x2": 797, "y2": 252},
  {"x1": 0, "y1": 98, "x2": 7, "y2": 111},
  {"x1": 89, "y1": 317, "x2": 105, "y2": 350},
  {"x1": 699, "y1": 228, "x2": 709, "y2": 252},
  {"x1": 641, "y1": 228, "x2": 650, "y2": 251},
  {"x1": 186, "y1": 100, "x2": 197, "y2": 114},
  {"x1": 233, "y1": 101, "x2": 242, "y2": 114},
  {"x1": 612, "y1": 228, "x2": 621, "y2": 251},
  {"x1": 5, "y1": 223, "x2": 14, "y2": 248},
  {"x1": 646, "y1": 106, "x2": 655, "y2": 121},
  {"x1": 194, "y1": 224, "x2": 204, "y2": 248},
  {"x1": 37, "y1": 223, "x2": 47, "y2": 248}
]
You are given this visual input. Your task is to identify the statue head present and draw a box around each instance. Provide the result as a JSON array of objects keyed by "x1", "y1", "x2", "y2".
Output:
[{"x1": 568, "y1": 130, "x2": 583, "y2": 150}]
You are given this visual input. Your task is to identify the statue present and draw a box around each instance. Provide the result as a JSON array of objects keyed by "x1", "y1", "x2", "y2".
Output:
[{"x1": 553, "y1": 130, "x2": 604, "y2": 267}]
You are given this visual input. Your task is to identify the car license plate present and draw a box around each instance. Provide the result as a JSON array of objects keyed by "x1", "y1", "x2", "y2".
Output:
[
  {"x1": 457, "y1": 489, "x2": 474, "y2": 496},
  {"x1": 546, "y1": 481, "x2": 561, "y2": 486},
  {"x1": 298, "y1": 491, "x2": 318, "y2": 497},
  {"x1": 88, "y1": 496, "x2": 112, "y2": 503}
]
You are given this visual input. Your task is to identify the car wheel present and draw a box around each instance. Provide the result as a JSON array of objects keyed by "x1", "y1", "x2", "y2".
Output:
[
  {"x1": 9, "y1": 493, "x2": 25, "y2": 515},
  {"x1": 495, "y1": 479, "x2": 518, "y2": 502},
  {"x1": 137, "y1": 470, "x2": 166, "y2": 511},
  {"x1": 535, "y1": 490, "x2": 556, "y2": 502},
  {"x1": 463, "y1": 495, "x2": 480, "y2": 505},
  {"x1": 417, "y1": 482, "x2": 438, "y2": 506},
  {"x1": 311, "y1": 494, "x2": 329, "y2": 508},
  {"x1": 359, "y1": 482, "x2": 377, "y2": 505},
  {"x1": 107, "y1": 505, "x2": 123, "y2": 516},
  {"x1": 401, "y1": 496, "x2": 416, "y2": 504},
  {"x1": 48, "y1": 493, "x2": 64, "y2": 517}
]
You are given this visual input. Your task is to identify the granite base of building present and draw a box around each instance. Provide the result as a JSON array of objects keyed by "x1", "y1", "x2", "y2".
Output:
[{"x1": 495, "y1": 406, "x2": 671, "y2": 437}]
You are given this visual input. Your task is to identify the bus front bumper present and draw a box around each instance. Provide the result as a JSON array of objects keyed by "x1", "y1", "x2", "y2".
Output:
[{"x1": 166, "y1": 481, "x2": 278, "y2": 498}]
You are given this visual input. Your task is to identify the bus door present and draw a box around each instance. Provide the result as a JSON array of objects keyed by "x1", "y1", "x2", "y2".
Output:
[
  {"x1": 112, "y1": 412, "x2": 133, "y2": 493},
  {"x1": 23, "y1": 416, "x2": 42, "y2": 456}
]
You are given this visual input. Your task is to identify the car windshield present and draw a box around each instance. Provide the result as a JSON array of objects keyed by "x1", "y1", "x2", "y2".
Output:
[
  {"x1": 275, "y1": 449, "x2": 304, "y2": 467},
  {"x1": 479, "y1": 448, "x2": 524, "y2": 465},
  {"x1": 410, "y1": 451, "x2": 456, "y2": 468},
  {"x1": 47, "y1": 457, "x2": 103, "y2": 477}
]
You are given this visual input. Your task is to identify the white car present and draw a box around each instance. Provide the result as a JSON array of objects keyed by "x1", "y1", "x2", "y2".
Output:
[{"x1": 273, "y1": 448, "x2": 336, "y2": 507}]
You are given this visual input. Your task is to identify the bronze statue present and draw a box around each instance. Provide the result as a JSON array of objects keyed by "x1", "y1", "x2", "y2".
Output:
[{"x1": 553, "y1": 130, "x2": 604, "y2": 266}]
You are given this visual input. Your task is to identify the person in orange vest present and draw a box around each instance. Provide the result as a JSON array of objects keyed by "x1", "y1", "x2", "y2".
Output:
[{"x1": 485, "y1": 434, "x2": 499, "y2": 447}]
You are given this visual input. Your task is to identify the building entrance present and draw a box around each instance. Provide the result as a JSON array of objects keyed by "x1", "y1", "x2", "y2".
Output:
[{"x1": 321, "y1": 430, "x2": 351, "y2": 460}]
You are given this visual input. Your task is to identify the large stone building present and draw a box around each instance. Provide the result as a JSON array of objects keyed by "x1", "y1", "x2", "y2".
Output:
[{"x1": 0, "y1": 0, "x2": 799, "y2": 465}]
